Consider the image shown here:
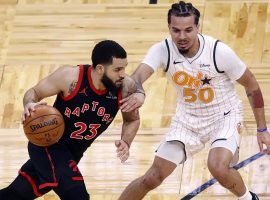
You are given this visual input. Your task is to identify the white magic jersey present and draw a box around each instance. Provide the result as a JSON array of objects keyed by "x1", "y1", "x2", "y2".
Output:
[
  {"x1": 143, "y1": 34, "x2": 246, "y2": 121},
  {"x1": 143, "y1": 34, "x2": 246, "y2": 153}
]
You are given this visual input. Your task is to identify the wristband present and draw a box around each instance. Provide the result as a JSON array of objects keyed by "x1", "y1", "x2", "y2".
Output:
[
  {"x1": 257, "y1": 127, "x2": 267, "y2": 133},
  {"x1": 121, "y1": 140, "x2": 130, "y2": 149}
]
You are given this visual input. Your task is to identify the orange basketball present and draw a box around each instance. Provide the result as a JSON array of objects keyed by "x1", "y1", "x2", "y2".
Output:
[{"x1": 23, "y1": 105, "x2": 65, "y2": 147}]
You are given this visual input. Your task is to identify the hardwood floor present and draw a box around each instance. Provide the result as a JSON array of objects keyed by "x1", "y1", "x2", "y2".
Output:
[{"x1": 0, "y1": 128, "x2": 269, "y2": 200}]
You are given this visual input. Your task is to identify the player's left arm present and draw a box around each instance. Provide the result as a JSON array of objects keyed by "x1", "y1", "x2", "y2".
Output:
[
  {"x1": 115, "y1": 76, "x2": 140, "y2": 163},
  {"x1": 237, "y1": 68, "x2": 270, "y2": 154},
  {"x1": 216, "y1": 42, "x2": 270, "y2": 154}
]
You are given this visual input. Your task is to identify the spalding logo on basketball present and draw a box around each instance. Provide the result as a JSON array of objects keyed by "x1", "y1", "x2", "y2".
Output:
[{"x1": 23, "y1": 105, "x2": 65, "y2": 147}]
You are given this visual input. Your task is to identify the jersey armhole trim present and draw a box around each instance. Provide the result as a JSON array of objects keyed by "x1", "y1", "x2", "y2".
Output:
[
  {"x1": 213, "y1": 40, "x2": 225, "y2": 73},
  {"x1": 165, "y1": 39, "x2": 170, "y2": 72}
]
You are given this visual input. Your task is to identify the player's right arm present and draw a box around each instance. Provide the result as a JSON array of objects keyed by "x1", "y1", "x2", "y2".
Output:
[
  {"x1": 120, "y1": 42, "x2": 166, "y2": 112},
  {"x1": 131, "y1": 63, "x2": 155, "y2": 84},
  {"x1": 120, "y1": 63, "x2": 154, "y2": 112},
  {"x1": 22, "y1": 66, "x2": 76, "y2": 122}
]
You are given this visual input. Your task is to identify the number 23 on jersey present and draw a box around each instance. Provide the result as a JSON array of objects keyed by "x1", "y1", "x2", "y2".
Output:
[{"x1": 70, "y1": 122, "x2": 101, "y2": 140}]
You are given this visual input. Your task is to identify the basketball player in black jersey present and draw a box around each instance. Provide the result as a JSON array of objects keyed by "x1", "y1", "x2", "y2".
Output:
[{"x1": 0, "y1": 40, "x2": 143, "y2": 200}]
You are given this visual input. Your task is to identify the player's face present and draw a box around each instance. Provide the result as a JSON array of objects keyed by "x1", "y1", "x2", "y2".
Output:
[
  {"x1": 169, "y1": 15, "x2": 199, "y2": 55},
  {"x1": 102, "y1": 57, "x2": 127, "y2": 91}
]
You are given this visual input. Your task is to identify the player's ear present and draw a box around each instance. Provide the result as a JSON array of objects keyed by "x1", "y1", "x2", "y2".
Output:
[{"x1": 96, "y1": 64, "x2": 105, "y2": 75}]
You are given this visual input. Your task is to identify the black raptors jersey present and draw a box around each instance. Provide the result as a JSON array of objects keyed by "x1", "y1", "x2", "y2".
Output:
[{"x1": 53, "y1": 65, "x2": 121, "y2": 161}]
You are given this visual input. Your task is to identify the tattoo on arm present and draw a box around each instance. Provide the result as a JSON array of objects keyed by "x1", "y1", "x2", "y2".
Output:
[
  {"x1": 122, "y1": 77, "x2": 145, "y2": 98},
  {"x1": 246, "y1": 88, "x2": 264, "y2": 108},
  {"x1": 68, "y1": 81, "x2": 77, "y2": 95}
]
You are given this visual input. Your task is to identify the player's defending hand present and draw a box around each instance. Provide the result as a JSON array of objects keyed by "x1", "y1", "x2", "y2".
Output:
[
  {"x1": 21, "y1": 102, "x2": 47, "y2": 123},
  {"x1": 257, "y1": 130, "x2": 270, "y2": 154},
  {"x1": 115, "y1": 140, "x2": 130, "y2": 163},
  {"x1": 120, "y1": 92, "x2": 145, "y2": 112}
]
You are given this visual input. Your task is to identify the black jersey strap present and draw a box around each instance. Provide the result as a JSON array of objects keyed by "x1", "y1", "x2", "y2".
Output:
[
  {"x1": 213, "y1": 40, "x2": 224, "y2": 73},
  {"x1": 82, "y1": 64, "x2": 90, "y2": 80},
  {"x1": 165, "y1": 39, "x2": 170, "y2": 72}
]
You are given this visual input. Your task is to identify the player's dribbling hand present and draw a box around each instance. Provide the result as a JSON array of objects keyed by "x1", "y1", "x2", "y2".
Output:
[
  {"x1": 120, "y1": 92, "x2": 145, "y2": 112},
  {"x1": 21, "y1": 102, "x2": 47, "y2": 124},
  {"x1": 115, "y1": 140, "x2": 130, "y2": 163},
  {"x1": 257, "y1": 131, "x2": 270, "y2": 154}
]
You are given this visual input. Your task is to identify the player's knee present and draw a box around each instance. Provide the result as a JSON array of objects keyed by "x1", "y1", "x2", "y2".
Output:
[
  {"x1": 60, "y1": 186, "x2": 90, "y2": 200},
  {"x1": 207, "y1": 160, "x2": 229, "y2": 180},
  {"x1": 141, "y1": 170, "x2": 165, "y2": 190}
]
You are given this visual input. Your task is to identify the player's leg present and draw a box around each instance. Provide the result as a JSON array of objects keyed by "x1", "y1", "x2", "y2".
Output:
[
  {"x1": 0, "y1": 160, "x2": 51, "y2": 200},
  {"x1": 29, "y1": 141, "x2": 90, "y2": 199},
  {"x1": 54, "y1": 182, "x2": 89, "y2": 200},
  {"x1": 207, "y1": 135, "x2": 258, "y2": 200},
  {"x1": 208, "y1": 112, "x2": 259, "y2": 200},
  {"x1": 27, "y1": 142, "x2": 90, "y2": 199},
  {"x1": 53, "y1": 159, "x2": 90, "y2": 200},
  {"x1": 119, "y1": 141, "x2": 185, "y2": 200},
  {"x1": 0, "y1": 175, "x2": 35, "y2": 200},
  {"x1": 208, "y1": 142, "x2": 246, "y2": 196}
]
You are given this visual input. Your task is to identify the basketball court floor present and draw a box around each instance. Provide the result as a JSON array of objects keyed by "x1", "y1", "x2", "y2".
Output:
[{"x1": 0, "y1": 127, "x2": 270, "y2": 200}]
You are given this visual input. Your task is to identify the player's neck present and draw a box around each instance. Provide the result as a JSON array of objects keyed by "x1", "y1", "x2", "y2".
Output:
[
  {"x1": 91, "y1": 68, "x2": 106, "y2": 91},
  {"x1": 183, "y1": 37, "x2": 200, "y2": 58}
]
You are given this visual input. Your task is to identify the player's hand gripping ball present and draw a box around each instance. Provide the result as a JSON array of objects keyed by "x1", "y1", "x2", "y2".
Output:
[{"x1": 23, "y1": 105, "x2": 65, "y2": 146}]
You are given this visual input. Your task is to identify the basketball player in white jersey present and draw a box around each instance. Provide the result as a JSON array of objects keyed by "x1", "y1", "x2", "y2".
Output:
[{"x1": 119, "y1": 1, "x2": 270, "y2": 200}]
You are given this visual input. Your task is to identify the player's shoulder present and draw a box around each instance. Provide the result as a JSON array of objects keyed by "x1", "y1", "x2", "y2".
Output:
[
  {"x1": 201, "y1": 34, "x2": 229, "y2": 48},
  {"x1": 201, "y1": 34, "x2": 216, "y2": 41},
  {"x1": 214, "y1": 40, "x2": 236, "y2": 57},
  {"x1": 52, "y1": 65, "x2": 80, "y2": 77},
  {"x1": 146, "y1": 38, "x2": 170, "y2": 60},
  {"x1": 57, "y1": 65, "x2": 77, "y2": 72},
  {"x1": 48, "y1": 65, "x2": 80, "y2": 87},
  {"x1": 149, "y1": 38, "x2": 168, "y2": 50},
  {"x1": 201, "y1": 34, "x2": 234, "y2": 55},
  {"x1": 200, "y1": 34, "x2": 219, "y2": 47}
]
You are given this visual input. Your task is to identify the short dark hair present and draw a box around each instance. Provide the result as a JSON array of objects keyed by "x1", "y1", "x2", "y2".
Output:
[
  {"x1": 168, "y1": 1, "x2": 200, "y2": 25},
  {"x1": 91, "y1": 40, "x2": 127, "y2": 68}
]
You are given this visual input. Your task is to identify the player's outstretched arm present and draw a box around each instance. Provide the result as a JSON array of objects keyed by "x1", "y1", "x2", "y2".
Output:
[
  {"x1": 22, "y1": 65, "x2": 76, "y2": 122},
  {"x1": 237, "y1": 68, "x2": 270, "y2": 154},
  {"x1": 120, "y1": 63, "x2": 154, "y2": 112}
]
